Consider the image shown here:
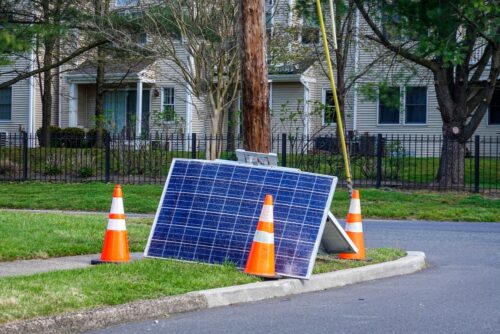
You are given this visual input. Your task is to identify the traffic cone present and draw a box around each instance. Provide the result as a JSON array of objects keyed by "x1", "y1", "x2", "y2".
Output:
[
  {"x1": 339, "y1": 190, "x2": 366, "y2": 260},
  {"x1": 91, "y1": 184, "x2": 130, "y2": 264},
  {"x1": 244, "y1": 194, "x2": 276, "y2": 278}
]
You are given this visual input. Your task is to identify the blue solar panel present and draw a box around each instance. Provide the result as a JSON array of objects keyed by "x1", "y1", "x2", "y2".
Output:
[{"x1": 144, "y1": 159, "x2": 337, "y2": 279}]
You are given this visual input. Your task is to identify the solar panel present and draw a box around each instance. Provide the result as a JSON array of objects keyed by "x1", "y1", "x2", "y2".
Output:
[{"x1": 144, "y1": 159, "x2": 337, "y2": 279}]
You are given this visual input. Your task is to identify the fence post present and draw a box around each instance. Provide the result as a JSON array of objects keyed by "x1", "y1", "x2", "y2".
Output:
[
  {"x1": 22, "y1": 131, "x2": 28, "y2": 180},
  {"x1": 474, "y1": 135, "x2": 480, "y2": 193},
  {"x1": 104, "y1": 134, "x2": 110, "y2": 183},
  {"x1": 191, "y1": 133, "x2": 197, "y2": 159},
  {"x1": 281, "y1": 133, "x2": 287, "y2": 167},
  {"x1": 376, "y1": 134, "x2": 383, "y2": 188}
]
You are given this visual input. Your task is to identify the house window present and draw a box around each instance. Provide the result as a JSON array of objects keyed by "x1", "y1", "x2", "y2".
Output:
[
  {"x1": 323, "y1": 89, "x2": 337, "y2": 125},
  {"x1": 489, "y1": 87, "x2": 500, "y2": 125},
  {"x1": 0, "y1": 87, "x2": 12, "y2": 121},
  {"x1": 265, "y1": 11, "x2": 273, "y2": 38},
  {"x1": 162, "y1": 87, "x2": 175, "y2": 122},
  {"x1": 382, "y1": 12, "x2": 401, "y2": 40},
  {"x1": 301, "y1": 8, "x2": 319, "y2": 44},
  {"x1": 115, "y1": 0, "x2": 138, "y2": 7},
  {"x1": 133, "y1": 32, "x2": 147, "y2": 44},
  {"x1": 405, "y1": 86, "x2": 427, "y2": 124},
  {"x1": 378, "y1": 86, "x2": 400, "y2": 124}
]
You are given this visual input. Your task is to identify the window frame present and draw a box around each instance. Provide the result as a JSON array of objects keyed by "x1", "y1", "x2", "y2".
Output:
[
  {"x1": 161, "y1": 87, "x2": 176, "y2": 123},
  {"x1": 404, "y1": 86, "x2": 427, "y2": 125},
  {"x1": 0, "y1": 86, "x2": 12, "y2": 122},
  {"x1": 300, "y1": 7, "x2": 320, "y2": 45},
  {"x1": 265, "y1": 1, "x2": 274, "y2": 39},
  {"x1": 377, "y1": 86, "x2": 401, "y2": 125},
  {"x1": 321, "y1": 88, "x2": 337, "y2": 126},
  {"x1": 115, "y1": 0, "x2": 139, "y2": 7}
]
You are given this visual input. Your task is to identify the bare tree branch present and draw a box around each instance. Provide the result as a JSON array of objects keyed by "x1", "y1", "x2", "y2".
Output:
[{"x1": 0, "y1": 40, "x2": 108, "y2": 89}]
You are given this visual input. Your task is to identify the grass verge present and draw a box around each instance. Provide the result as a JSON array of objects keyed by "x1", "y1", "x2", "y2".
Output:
[
  {"x1": 0, "y1": 248, "x2": 403, "y2": 324},
  {"x1": 313, "y1": 248, "x2": 406, "y2": 274},
  {"x1": 0, "y1": 182, "x2": 499, "y2": 221},
  {"x1": 0, "y1": 211, "x2": 403, "y2": 323},
  {"x1": 0, "y1": 211, "x2": 152, "y2": 261}
]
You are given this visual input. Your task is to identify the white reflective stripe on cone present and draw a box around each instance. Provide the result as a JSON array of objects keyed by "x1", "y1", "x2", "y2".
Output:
[
  {"x1": 345, "y1": 222, "x2": 363, "y2": 233},
  {"x1": 253, "y1": 230, "x2": 274, "y2": 245},
  {"x1": 110, "y1": 197, "x2": 125, "y2": 214},
  {"x1": 107, "y1": 219, "x2": 127, "y2": 231},
  {"x1": 349, "y1": 199, "x2": 361, "y2": 214},
  {"x1": 259, "y1": 205, "x2": 273, "y2": 223}
]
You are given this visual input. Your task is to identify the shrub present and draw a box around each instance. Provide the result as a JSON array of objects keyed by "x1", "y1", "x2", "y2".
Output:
[
  {"x1": 44, "y1": 165, "x2": 62, "y2": 176},
  {"x1": 86, "y1": 128, "x2": 109, "y2": 147},
  {"x1": 60, "y1": 127, "x2": 85, "y2": 148},
  {"x1": 77, "y1": 166, "x2": 94, "y2": 178},
  {"x1": 0, "y1": 160, "x2": 18, "y2": 175},
  {"x1": 36, "y1": 126, "x2": 63, "y2": 147}
]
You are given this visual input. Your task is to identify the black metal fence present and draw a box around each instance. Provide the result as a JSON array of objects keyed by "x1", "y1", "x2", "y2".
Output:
[{"x1": 0, "y1": 132, "x2": 498, "y2": 193}]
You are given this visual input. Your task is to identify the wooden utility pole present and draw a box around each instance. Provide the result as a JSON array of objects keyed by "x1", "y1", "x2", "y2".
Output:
[{"x1": 241, "y1": 0, "x2": 270, "y2": 153}]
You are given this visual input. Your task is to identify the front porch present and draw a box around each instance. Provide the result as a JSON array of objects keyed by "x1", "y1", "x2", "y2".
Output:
[
  {"x1": 69, "y1": 83, "x2": 153, "y2": 138},
  {"x1": 66, "y1": 60, "x2": 156, "y2": 138}
]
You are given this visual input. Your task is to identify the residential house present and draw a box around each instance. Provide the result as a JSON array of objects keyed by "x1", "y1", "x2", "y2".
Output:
[{"x1": 1, "y1": 0, "x2": 499, "y2": 152}]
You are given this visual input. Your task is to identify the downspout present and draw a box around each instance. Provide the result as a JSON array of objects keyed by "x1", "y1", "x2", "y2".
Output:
[
  {"x1": 353, "y1": 8, "x2": 360, "y2": 132},
  {"x1": 186, "y1": 55, "x2": 195, "y2": 149},
  {"x1": 58, "y1": 73, "x2": 62, "y2": 127},
  {"x1": 28, "y1": 50, "x2": 35, "y2": 138},
  {"x1": 288, "y1": 0, "x2": 293, "y2": 52},
  {"x1": 185, "y1": 87, "x2": 192, "y2": 150},
  {"x1": 300, "y1": 76, "x2": 310, "y2": 139}
]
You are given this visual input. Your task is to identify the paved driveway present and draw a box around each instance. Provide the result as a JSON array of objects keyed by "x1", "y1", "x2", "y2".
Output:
[{"x1": 89, "y1": 220, "x2": 500, "y2": 334}]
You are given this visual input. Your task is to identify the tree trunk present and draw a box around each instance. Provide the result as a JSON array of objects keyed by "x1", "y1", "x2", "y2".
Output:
[
  {"x1": 226, "y1": 97, "x2": 238, "y2": 152},
  {"x1": 434, "y1": 76, "x2": 469, "y2": 189},
  {"x1": 241, "y1": 0, "x2": 270, "y2": 153},
  {"x1": 41, "y1": 53, "x2": 53, "y2": 147},
  {"x1": 436, "y1": 134, "x2": 466, "y2": 189},
  {"x1": 95, "y1": 45, "x2": 106, "y2": 147},
  {"x1": 94, "y1": 0, "x2": 107, "y2": 147},
  {"x1": 206, "y1": 107, "x2": 224, "y2": 160},
  {"x1": 40, "y1": 0, "x2": 56, "y2": 147}
]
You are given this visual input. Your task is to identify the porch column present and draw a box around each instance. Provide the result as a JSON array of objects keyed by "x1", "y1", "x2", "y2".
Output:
[
  {"x1": 136, "y1": 80, "x2": 143, "y2": 137},
  {"x1": 185, "y1": 87, "x2": 193, "y2": 150},
  {"x1": 69, "y1": 83, "x2": 78, "y2": 127}
]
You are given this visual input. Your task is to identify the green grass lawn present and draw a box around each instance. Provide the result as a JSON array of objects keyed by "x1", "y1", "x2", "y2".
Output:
[
  {"x1": 0, "y1": 260, "x2": 257, "y2": 323},
  {"x1": 283, "y1": 154, "x2": 499, "y2": 188},
  {"x1": 0, "y1": 248, "x2": 403, "y2": 324},
  {"x1": 0, "y1": 210, "x2": 404, "y2": 323},
  {"x1": 0, "y1": 182, "x2": 498, "y2": 221},
  {"x1": 0, "y1": 211, "x2": 152, "y2": 261}
]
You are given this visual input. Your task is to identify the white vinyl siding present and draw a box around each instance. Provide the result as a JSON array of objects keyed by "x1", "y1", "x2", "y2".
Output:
[
  {"x1": 270, "y1": 82, "x2": 305, "y2": 135},
  {"x1": 0, "y1": 55, "x2": 32, "y2": 134}
]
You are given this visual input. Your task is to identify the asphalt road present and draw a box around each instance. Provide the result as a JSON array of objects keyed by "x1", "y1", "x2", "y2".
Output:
[{"x1": 89, "y1": 220, "x2": 500, "y2": 334}]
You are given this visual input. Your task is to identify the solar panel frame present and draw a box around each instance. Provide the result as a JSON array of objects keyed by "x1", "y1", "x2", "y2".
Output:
[{"x1": 144, "y1": 158, "x2": 337, "y2": 279}]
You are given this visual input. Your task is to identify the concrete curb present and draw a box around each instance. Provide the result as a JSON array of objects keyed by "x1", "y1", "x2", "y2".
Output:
[{"x1": 0, "y1": 251, "x2": 426, "y2": 334}]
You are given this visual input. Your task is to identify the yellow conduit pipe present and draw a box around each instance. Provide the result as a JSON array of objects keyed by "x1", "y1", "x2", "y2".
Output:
[{"x1": 315, "y1": 0, "x2": 353, "y2": 192}]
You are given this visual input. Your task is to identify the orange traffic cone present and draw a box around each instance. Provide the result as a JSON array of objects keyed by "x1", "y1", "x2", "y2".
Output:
[
  {"x1": 339, "y1": 190, "x2": 366, "y2": 260},
  {"x1": 91, "y1": 184, "x2": 130, "y2": 264},
  {"x1": 244, "y1": 194, "x2": 276, "y2": 278}
]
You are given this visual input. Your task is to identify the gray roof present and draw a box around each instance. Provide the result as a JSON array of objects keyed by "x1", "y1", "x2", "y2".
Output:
[{"x1": 69, "y1": 59, "x2": 155, "y2": 76}]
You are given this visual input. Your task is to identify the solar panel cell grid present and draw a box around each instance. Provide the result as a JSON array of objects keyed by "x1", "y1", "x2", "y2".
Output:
[{"x1": 145, "y1": 159, "x2": 337, "y2": 279}]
